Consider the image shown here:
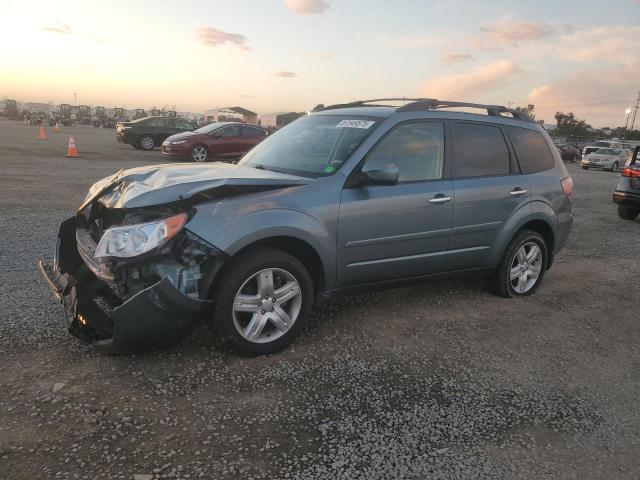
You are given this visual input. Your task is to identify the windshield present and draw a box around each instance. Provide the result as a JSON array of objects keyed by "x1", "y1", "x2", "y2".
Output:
[
  {"x1": 239, "y1": 115, "x2": 379, "y2": 178},
  {"x1": 595, "y1": 149, "x2": 619, "y2": 155},
  {"x1": 194, "y1": 122, "x2": 227, "y2": 134},
  {"x1": 593, "y1": 141, "x2": 611, "y2": 147}
]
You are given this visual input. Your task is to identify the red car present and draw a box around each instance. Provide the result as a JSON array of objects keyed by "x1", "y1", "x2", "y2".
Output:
[{"x1": 161, "y1": 122, "x2": 269, "y2": 162}]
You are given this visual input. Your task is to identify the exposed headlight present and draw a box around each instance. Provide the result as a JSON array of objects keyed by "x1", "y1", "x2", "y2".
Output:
[
  {"x1": 94, "y1": 213, "x2": 187, "y2": 259},
  {"x1": 170, "y1": 139, "x2": 187, "y2": 145}
]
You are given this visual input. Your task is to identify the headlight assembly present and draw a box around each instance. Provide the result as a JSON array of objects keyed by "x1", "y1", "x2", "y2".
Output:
[
  {"x1": 170, "y1": 139, "x2": 188, "y2": 145},
  {"x1": 94, "y1": 213, "x2": 186, "y2": 259}
]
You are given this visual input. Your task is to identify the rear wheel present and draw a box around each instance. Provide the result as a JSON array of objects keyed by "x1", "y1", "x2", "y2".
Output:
[
  {"x1": 139, "y1": 135, "x2": 154, "y2": 150},
  {"x1": 610, "y1": 161, "x2": 619, "y2": 172},
  {"x1": 618, "y1": 205, "x2": 640, "y2": 220},
  {"x1": 212, "y1": 247, "x2": 313, "y2": 355},
  {"x1": 489, "y1": 230, "x2": 548, "y2": 298},
  {"x1": 190, "y1": 144, "x2": 208, "y2": 162}
]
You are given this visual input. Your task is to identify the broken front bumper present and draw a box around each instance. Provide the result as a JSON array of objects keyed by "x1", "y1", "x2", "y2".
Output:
[{"x1": 39, "y1": 217, "x2": 212, "y2": 355}]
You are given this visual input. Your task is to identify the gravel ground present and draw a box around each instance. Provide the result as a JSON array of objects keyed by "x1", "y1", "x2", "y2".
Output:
[{"x1": 1, "y1": 118, "x2": 639, "y2": 479}]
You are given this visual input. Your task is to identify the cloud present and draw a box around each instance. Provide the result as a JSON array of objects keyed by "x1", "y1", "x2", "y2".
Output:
[
  {"x1": 195, "y1": 27, "x2": 250, "y2": 51},
  {"x1": 422, "y1": 60, "x2": 521, "y2": 99},
  {"x1": 472, "y1": 19, "x2": 569, "y2": 49},
  {"x1": 526, "y1": 62, "x2": 639, "y2": 127},
  {"x1": 305, "y1": 51, "x2": 331, "y2": 60},
  {"x1": 42, "y1": 22, "x2": 71, "y2": 34},
  {"x1": 274, "y1": 71, "x2": 297, "y2": 78},
  {"x1": 442, "y1": 52, "x2": 474, "y2": 64},
  {"x1": 395, "y1": 34, "x2": 442, "y2": 49},
  {"x1": 284, "y1": 0, "x2": 329, "y2": 14},
  {"x1": 558, "y1": 26, "x2": 640, "y2": 66}
]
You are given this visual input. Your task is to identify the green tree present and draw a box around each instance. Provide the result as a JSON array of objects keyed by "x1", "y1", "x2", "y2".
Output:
[
  {"x1": 515, "y1": 104, "x2": 536, "y2": 121},
  {"x1": 555, "y1": 112, "x2": 591, "y2": 139}
]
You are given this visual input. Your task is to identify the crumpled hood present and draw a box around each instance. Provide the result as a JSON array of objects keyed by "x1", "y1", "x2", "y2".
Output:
[{"x1": 83, "y1": 162, "x2": 311, "y2": 209}]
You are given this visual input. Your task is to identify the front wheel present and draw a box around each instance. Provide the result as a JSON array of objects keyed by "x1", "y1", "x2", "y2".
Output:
[
  {"x1": 489, "y1": 230, "x2": 548, "y2": 298},
  {"x1": 212, "y1": 247, "x2": 314, "y2": 355},
  {"x1": 581, "y1": 166, "x2": 589, "y2": 170},
  {"x1": 138, "y1": 135, "x2": 155, "y2": 150},
  {"x1": 610, "y1": 162, "x2": 619, "y2": 172},
  {"x1": 618, "y1": 205, "x2": 640, "y2": 220},
  {"x1": 190, "y1": 144, "x2": 208, "y2": 162}
]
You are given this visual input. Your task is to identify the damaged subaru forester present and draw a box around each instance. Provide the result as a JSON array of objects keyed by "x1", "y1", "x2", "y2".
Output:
[{"x1": 40, "y1": 99, "x2": 573, "y2": 355}]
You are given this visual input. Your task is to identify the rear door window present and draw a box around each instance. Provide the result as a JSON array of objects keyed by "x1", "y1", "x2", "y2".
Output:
[
  {"x1": 241, "y1": 126, "x2": 263, "y2": 137},
  {"x1": 505, "y1": 126, "x2": 556, "y2": 173},
  {"x1": 217, "y1": 126, "x2": 241, "y2": 137},
  {"x1": 452, "y1": 123, "x2": 510, "y2": 178}
]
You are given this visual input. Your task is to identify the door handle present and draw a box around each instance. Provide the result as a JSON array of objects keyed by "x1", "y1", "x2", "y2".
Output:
[
  {"x1": 429, "y1": 195, "x2": 451, "y2": 204},
  {"x1": 509, "y1": 189, "x2": 528, "y2": 196}
]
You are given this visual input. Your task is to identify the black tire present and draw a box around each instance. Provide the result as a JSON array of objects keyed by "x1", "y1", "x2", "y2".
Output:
[
  {"x1": 610, "y1": 162, "x2": 619, "y2": 172},
  {"x1": 581, "y1": 166, "x2": 589, "y2": 170},
  {"x1": 211, "y1": 247, "x2": 314, "y2": 355},
  {"x1": 618, "y1": 205, "x2": 640, "y2": 220},
  {"x1": 189, "y1": 144, "x2": 208, "y2": 162},
  {"x1": 138, "y1": 135, "x2": 155, "y2": 151},
  {"x1": 489, "y1": 230, "x2": 548, "y2": 298}
]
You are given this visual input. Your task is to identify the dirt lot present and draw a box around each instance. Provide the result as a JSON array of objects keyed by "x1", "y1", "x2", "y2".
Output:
[{"x1": 1, "y1": 118, "x2": 639, "y2": 479}]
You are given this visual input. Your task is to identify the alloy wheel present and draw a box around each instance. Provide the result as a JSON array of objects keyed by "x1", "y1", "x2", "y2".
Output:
[
  {"x1": 191, "y1": 146, "x2": 207, "y2": 162},
  {"x1": 232, "y1": 268, "x2": 302, "y2": 343},
  {"x1": 140, "y1": 136, "x2": 154, "y2": 150},
  {"x1": 509, "y1": 241, "x2": 543, "y2": 294}
]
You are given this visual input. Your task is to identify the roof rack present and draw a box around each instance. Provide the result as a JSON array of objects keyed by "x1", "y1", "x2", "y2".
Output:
[{"x1": 321, "y1": 98, "x2": 534, "y2": 122}]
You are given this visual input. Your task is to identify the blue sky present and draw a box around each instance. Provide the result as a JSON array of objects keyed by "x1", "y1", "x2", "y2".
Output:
[{"x1": 1, "y1": 0, "x2": 639, "y2": 126}]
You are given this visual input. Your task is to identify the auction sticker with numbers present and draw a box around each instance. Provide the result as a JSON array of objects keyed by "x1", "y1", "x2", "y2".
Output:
[{"x1": 335, "y1": 120, "x2": 376, "y2": 129}]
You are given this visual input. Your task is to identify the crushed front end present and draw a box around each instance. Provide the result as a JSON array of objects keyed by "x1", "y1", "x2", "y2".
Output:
[{"x1": 39, "y1": 201, "x2": 226, "y2": 354}]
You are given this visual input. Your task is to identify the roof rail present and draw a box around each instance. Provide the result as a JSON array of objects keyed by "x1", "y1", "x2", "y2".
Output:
[{"x1": 321, "y1": 98, "x2": 534, "y2": 122}]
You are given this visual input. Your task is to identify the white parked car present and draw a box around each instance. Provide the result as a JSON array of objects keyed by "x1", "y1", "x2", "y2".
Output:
[
  {"x1": 582, "y1": 140, "x2": 621, "y2": 157},
  {"x1": 581, "y1": 148, "x2": 629, "y2": 172}
]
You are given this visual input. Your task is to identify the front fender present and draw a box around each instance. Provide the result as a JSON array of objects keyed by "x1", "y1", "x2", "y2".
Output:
[{"x1": 186, "y1": 207, "x2": 335, "y2": 289}]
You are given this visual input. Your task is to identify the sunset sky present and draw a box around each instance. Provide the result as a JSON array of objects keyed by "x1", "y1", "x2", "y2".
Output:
[{"x1": 1, "y1": 0, "x2": 639, "y2": 127}]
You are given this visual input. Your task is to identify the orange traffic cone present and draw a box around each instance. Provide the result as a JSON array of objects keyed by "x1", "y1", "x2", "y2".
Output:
[
  {"x1": 53, "y1": 122, "x2": 60, "y2": 132},
  {"x1": 66, "y1": 136, "x2": 78, "y2": 157},
  {"x1": 38, "y1": 126, "x2": 47, "y2": 140}
]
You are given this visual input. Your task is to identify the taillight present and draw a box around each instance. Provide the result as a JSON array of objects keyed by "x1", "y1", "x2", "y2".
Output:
[
  {"x1": 561, "y1": 177, "x2": 573, "y2": 202},
  {"x1": 621, "y1": 167, "x2": 640, "y2": 178}
]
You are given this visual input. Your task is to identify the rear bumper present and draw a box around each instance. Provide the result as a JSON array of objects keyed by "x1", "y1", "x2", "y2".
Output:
[
  {"x1": 555, "y1": 215, "x2": 573, "y2": 255},
  {"x1": 613, "y1": 190, "x2": 640, "y2": 208},
  {"x1": 39, "y1": 216, "x2": 211, "y2": 354}
]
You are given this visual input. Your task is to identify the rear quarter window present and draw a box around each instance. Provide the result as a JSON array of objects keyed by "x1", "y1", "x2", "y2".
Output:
[{"x1": 506, "y1": 126, "x2": 556, "y2": 174}]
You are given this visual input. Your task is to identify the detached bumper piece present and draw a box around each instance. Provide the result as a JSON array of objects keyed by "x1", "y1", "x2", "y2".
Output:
[{"x1": 39, "y1": 216, "x2": 211, "y2": 355}]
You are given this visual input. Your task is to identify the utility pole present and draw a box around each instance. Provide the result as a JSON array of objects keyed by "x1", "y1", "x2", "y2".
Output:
[{"x1": 630, "y1": 90, "x2": 640, "y2": 131}]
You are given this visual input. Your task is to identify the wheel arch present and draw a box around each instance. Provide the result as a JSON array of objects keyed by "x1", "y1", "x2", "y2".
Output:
[
  {"x1": 490, "y1": 206, "x2": 557, "y2": 270},
  {"x1": 230, "y1": 236, "x2": 326, "y2": 293}
]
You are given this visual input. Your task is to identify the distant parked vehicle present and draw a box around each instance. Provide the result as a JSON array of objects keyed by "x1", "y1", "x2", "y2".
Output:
[
  {"x1": 613, "y1": 147, "x2": 640, "y2": 220},
  {"x1": 116, "y1": 116, "x2": 195, "y2": 150},
  {"x1": 583, "y1": 140, "x2": 622, "y2": 157},
  {"x1": 560, "y1": 144, "x2": 580, "y2": 162},
  {"x1": 581, "y1": 148, "x2": 629, "y2": 172},
  {"x1": 162, "y1": 122, "x2": 269, "y2": 162}
]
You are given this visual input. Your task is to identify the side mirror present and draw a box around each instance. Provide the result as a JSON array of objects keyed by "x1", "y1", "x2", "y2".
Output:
[{"x1": 361, "y1": 163, "x2": 399, "y2": 186}]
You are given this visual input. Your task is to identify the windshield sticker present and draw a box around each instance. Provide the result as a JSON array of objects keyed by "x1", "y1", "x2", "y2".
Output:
[
  {"x1": 324, "y1": 165, "x2": 335, "y2": 173},
  {"x1": 336, "y1": 120, "x2": 375, "y2": 129}
]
